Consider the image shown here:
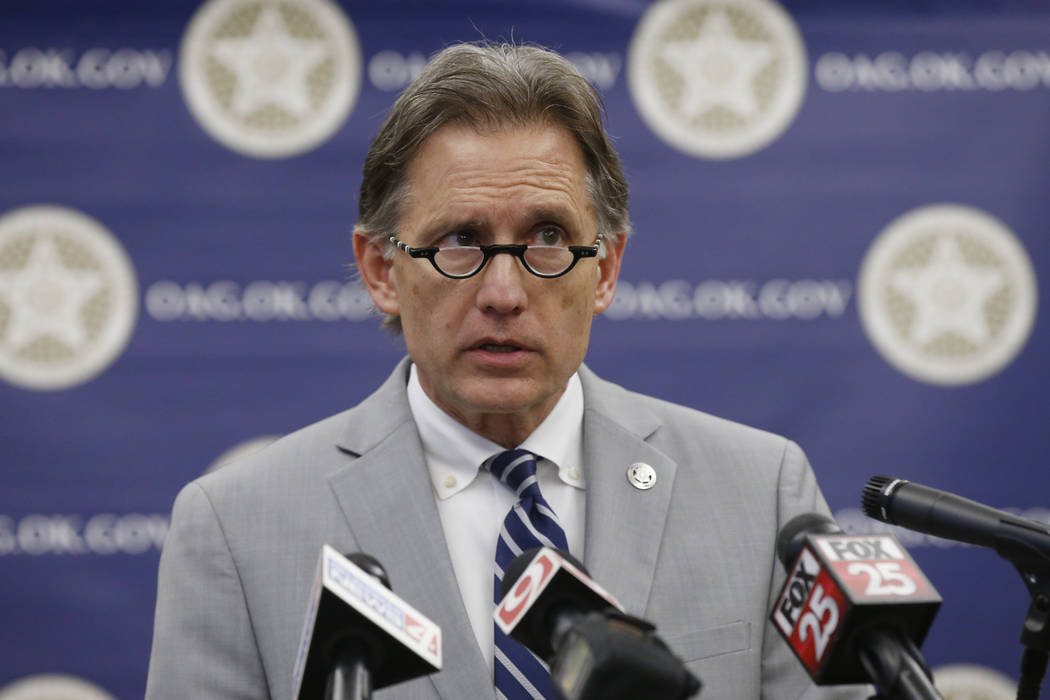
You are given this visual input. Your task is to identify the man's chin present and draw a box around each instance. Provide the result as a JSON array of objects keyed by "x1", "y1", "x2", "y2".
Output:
[{"x1": 452, "y1": 376, "x2": 553, "y2": 416}]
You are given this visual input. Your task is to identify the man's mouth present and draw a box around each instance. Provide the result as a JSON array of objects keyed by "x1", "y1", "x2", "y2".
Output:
[{"x1": 476, "y1": 343, "x2": 523, "y2": 354}]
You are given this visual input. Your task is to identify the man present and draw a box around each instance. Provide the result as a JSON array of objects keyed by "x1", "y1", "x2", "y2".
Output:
[{"x1": 147, "y1": 43, "x2": 863, "y2": 699}]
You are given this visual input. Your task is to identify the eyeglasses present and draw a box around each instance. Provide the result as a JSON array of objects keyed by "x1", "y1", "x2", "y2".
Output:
[{"x1": 389, "y1": 234, "x2": 603, "y2": 279}]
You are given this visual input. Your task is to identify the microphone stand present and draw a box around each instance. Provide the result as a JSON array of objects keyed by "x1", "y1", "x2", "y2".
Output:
[
  {"x1": 856, "y1": 628, "x2": 942, "y2": 700},
  {"x1": 324, "y1": 640, "x2": 372, "y2": 700},
  {"x1": 997, "y1": 534, "x2": 1050, "y2": 700}
]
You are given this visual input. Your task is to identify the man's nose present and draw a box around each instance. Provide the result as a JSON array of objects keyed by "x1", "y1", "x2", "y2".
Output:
[{"x1": 475, "y1": 252, "x2": 528, "y2": 314}]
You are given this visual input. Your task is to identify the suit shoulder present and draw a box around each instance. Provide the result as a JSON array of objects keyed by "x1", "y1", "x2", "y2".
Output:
[
  {"x1": 179, "y1": 361, "x2": 415, "y2": 516},
  {"x1": 187, "y1": 408, "x2": 357, "y2": 508},
  {"x1": 588, "y1": 373, "x2": 793, "y2": 457}
]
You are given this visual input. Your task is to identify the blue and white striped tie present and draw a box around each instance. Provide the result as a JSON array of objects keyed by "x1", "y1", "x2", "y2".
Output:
[{"x1": 487, "y1": 449, "x2": 568, "y2": 700}]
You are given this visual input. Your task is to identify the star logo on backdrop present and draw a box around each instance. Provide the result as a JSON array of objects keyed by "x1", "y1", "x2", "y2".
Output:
[
  {"x1": 628, "y1": 0, "x2": 807, "y2": 159},
  {"x1": 0, "y1": 237, "x2": 104, "y2": 351},
  {"x1": 661, "y1": 10, "x2": 773, "y2": 119},
  {"x1": 210, "y1": 6, "x2": 327, "y2": 119},
  {"x1": 0, "y1": 206, "x2": 138, "y2": 391},
  {"x1": 858, "y1": 204, "x2": 1037, "y2": 386},
  {"x1": 890, "y1": 235, "x2": 1005, "y2": 346},
  {"x1": 179, "y1": 0, "x2": 361, "y2": 158},
  {"x1": 932, "y1": 664, "x2": 1018, "y2": 700},
  {"x1": 0, "y1": 673, "x2": 117, "y2": 700}
]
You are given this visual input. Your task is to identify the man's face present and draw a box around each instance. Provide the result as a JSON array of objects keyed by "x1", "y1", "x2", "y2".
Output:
[{"x1": 355, "y1": 122, "x2": 625, "y2": 443}]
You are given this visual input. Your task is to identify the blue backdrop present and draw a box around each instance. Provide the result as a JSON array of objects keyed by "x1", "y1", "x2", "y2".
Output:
[{"x1": 1, "y1": 0, "x2": 1047, "y2": 697}]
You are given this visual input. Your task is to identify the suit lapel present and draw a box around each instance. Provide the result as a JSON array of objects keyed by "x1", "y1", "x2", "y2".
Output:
[
  {"x1": 322, "y1": 360, "x2": 673, "y2": 697},
  {"x1": 327, "y1": 359, "x2": 493, "y2": 700},
  {"x1": 579, "y1": 366, "x2": 677, "y2": 619}
]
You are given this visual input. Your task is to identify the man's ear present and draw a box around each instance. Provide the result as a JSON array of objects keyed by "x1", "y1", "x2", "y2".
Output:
[
  {"x1": 353, "y1": 231, "x2": 400, "y2": 316},
  {"x1": 593, "y1": 233, "x2": 627, "y2": 315}
]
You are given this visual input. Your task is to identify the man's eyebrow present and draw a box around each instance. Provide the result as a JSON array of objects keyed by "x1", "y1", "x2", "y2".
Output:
[
  {"x1": 414, "y1": 206, "x2": 579, "y2": 241},
  {"x1": 416, "y1": 217, "x2": 487, "y2": 239},
  {"x1": 526, "y1": 207, "x2": 572, "y2": 224}
]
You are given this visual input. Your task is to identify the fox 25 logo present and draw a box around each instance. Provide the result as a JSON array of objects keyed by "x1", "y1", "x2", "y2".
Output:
[{"x1": 771, "y1": 548, "x2": 844, "y2": 672}]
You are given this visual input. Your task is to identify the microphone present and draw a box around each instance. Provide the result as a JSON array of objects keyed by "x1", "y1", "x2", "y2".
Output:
[
  {"x1": 494, "y1": 547, "x2": 701, "y2": 700},
  {"x1": 771, "y1": 513, "x2": 943, "y2": 699},
  {"x1": 862, "y1": 475, "x2": 1050, "y2": 561},
  {"x1": 292, "y1": 545, "x2": 442, "y2": 700},
  {"x1": 864, "y1": 476, "x2": 1050, "y2": 700}
]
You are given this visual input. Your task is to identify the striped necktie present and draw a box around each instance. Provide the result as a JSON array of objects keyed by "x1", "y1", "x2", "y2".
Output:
[{"x1": 487, "y1": 449, "x2": 568, "y2": 700}]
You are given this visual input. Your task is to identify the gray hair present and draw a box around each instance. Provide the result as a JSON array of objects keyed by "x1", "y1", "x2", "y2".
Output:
[{"x1": 353, "y1": 42, "x2": 631, "y2": 331}]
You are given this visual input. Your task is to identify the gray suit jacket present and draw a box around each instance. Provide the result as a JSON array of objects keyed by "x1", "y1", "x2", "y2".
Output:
[{"x1": 146, "y1": 359, "x2": 865, "y2": 699}]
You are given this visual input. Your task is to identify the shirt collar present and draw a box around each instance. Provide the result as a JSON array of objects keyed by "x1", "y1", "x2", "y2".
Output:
[{"x1": 407, "y1": 363, "x2": 586, "y2": 500}]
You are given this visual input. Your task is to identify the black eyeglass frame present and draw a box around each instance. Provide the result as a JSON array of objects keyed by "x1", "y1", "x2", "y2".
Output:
[{"x1": 388, "y1": 233, "x2": 604, "y2": 279}]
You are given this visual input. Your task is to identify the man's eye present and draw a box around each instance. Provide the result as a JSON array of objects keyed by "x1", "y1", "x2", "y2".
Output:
[
  {"x1": 534, "y1": 227, "x2": 565, "y2": 246},
  {"x1": 437, "y1": 230, "x2": 478, "y2": 247}
]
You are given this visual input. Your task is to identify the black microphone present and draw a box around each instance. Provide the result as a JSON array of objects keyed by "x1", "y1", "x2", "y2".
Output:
[
  {"x1": 863, "y1": 475, "x2": 1050, "y2": 562},
  {"x1": 494, "y1": 547, "x2": 700, "y2": 700},
  {"x1": 324, "y1": 553, "x2": 388, "y2": 700},
  {"x1": 292, "y1": 546, "x2": 442, "y2": 700},
  {"x1": 771, "y1": 513, "x2": 943, "y2": 699},
  {"x1": 864, "y1": 475, "x2": 1050, "y2": 700}
]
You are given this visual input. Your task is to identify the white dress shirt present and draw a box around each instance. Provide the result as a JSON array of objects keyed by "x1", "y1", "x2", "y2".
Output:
[{"x1": 406, "y1": 363, "x2": 586, "y2": 672}]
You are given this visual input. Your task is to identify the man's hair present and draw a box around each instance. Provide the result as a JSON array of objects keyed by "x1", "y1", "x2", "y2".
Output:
[{"x1": 354, "y1": 41, "x2": 631, "y2": 331}]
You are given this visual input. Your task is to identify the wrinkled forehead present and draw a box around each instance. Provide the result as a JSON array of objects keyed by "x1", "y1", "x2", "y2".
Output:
[{"x1": 402, "y1": 121, "x2": 592, "y2": 216}]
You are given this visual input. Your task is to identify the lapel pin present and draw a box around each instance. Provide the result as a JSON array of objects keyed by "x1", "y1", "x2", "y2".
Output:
[{"x1": 626, "y1": 462, "x2": 656, "y2": 490}]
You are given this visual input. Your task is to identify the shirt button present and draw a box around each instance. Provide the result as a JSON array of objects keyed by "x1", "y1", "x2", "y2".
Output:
[
  {"x1": 568, "y1": 467, "x2": 581, "y2": 481},
  {"x1": 444, "y1": 475, "x2": 457, "y2": 489}
]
